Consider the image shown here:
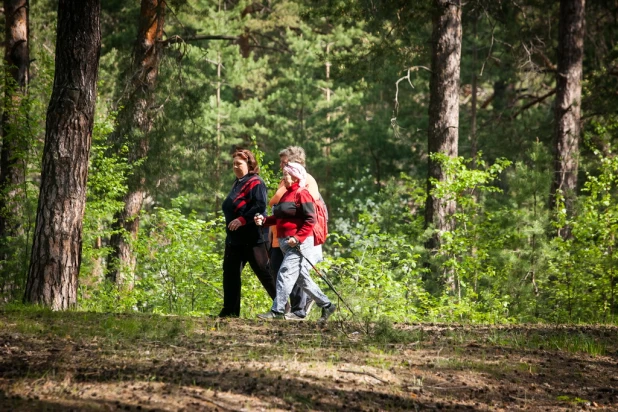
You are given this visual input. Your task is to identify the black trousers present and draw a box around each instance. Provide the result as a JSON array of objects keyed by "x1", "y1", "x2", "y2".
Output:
[
  {"x1": 219, "y1": 243, "x2": 276, "y2": 317},
  {"x1": 270, "y1": 246, "x2": 311, "y2": 317}
]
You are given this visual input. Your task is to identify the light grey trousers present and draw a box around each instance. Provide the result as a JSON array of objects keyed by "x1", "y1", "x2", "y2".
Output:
[{"x1": 271, "y1": 236, "x2": 331, "y2": 314}]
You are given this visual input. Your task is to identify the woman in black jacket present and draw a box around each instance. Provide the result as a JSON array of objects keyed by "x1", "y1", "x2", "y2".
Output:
[{"x1": 218, "y1": 149, "x2": 276, "y2": 317}]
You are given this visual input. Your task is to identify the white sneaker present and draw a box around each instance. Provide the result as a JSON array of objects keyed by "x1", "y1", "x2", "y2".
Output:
[{"x1": 284, "y1": 312, "x2": 305, "y2": 321}]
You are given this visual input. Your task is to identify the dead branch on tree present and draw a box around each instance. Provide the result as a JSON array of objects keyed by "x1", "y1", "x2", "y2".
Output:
[
  {"x1": 511, "y1": 89, "x2": 556, "y2": 119},
  {"x1": 160, "y1": 34, "x2": 240, "y2": 46}
]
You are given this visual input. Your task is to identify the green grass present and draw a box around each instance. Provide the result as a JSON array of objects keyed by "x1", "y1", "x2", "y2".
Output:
[
  {"x1": 543, "y1": 332, "x2": 606, "y2": 356},
  {"x1": 368, "y1": 317, "x2": 425, "y2": 345},
  {"x1": 484, "y1": 330, "x2": 607, "y2": 356},
  {"x1": 1, "y1": 304, "x2": 194, "y2": 344},
  {"x1": 2, "y1": 304, "x2": 613, "y2": 359},
  {"x1": 556, "y1": 395, "x2": 590, "y2": 405},
  {"x1": 515, "y1": 361, "x2": 538, "y2": 374}
]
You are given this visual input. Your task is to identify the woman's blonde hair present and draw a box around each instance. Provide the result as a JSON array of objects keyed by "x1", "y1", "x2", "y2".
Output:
[{"x1": 278, "y1": 145, "x2": 306, "y2": 166}]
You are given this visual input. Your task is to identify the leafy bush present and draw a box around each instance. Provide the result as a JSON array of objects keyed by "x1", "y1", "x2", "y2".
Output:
[{"x1": 543, "y1": 147, "x2": 618, "y2": 323}]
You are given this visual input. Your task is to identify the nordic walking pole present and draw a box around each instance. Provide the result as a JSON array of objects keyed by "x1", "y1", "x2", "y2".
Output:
[
  {"x1": 295, "y1": 246, "x2": 355, "y2": 316},
  {"x1": 255, "y1": 213, "x2": 354, "y2": 316}
]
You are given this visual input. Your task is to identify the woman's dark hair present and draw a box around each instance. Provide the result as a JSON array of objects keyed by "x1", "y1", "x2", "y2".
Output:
[{"x1": 232, "y1": 149, "x2": 259, "y2": 174}]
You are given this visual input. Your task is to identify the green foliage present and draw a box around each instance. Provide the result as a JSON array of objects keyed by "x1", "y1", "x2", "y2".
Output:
[
  {"x1": 250, "y1": 135, "x2": 278, "y2": 193},
  {"x1": 80, "y1": 109, "x2": 132, "y2": 289},
  {"x1": 322, "y1": 174, "x2": 433, "y2": 322},
  {"x1": 324, "y1": 226, "x2": 431, "y2": 322},
  {"x1": 80, "y1": 196, "x2": 274, "y2": 318},
  {"x1": 81, "y1": 198, "x2": 222, "y2": 315},
  {"x1": 0, "y1": 8, "x2": 55, "y2": 302},
  {"x1": 487, "y1": 142, "x2": 553, "y2": 321},
  {"x1": 134, "y1": 201, "x2": 224, "y2": 315},
  {"x1": 543, "y1": 140, "x2": 618, "y2": 323},
  {"x1": 425, "y1": 153, "x2": 514, "y2": 321},
  {"x1": 3, "y1": 0, "x2": 618, "y2": 327},
  {"x1": 71, "y1": 142, "x2": 618, "y2": 325}
]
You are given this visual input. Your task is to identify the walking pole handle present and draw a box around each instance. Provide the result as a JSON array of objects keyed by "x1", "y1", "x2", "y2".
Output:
[{"x1": 255, "y1": 213, "x2": 263, "y2": 226}]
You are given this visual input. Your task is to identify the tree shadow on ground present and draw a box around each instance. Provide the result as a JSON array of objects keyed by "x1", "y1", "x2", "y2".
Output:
[
  {"x1": 0, "y1": 387, "x2": 168, "y2": 411},
  {"x1": 2, "y1": 314, "x2": 618, "y2": 410}
]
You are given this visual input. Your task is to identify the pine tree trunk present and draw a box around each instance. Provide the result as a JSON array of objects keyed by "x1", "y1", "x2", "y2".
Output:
[
  {"x1": 108, "y1": 190, "x2": 144, "y2": 285},
  {"x1": 425, "y1": 0, "x2": 462, "y2": 241},
  {"x1": 0, "y1": 0, "x2": 29, "y2": 249},
  {"x1": 107, "y1": 0, "x2": 165, "y2": 287},
  {"x1": 550, "y1": 0, "x2": 585, "y2": 234},
  {"x1": 24, "y1": 0, "x2": 101, "y2": 310},
  {"x1": 424, "y1": 0, "x2": 462, "y2": 291}
]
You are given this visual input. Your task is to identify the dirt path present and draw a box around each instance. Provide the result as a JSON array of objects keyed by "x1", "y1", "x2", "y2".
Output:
[{"x1": 1, "y1": 312, "x2": 617, "y2": 411}]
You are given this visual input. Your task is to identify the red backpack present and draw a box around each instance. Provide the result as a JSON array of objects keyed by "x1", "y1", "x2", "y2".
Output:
[
  {"x1": 296, "y1": 188, "x2": 329, "y2": 246},
  {"x1": 312, "y1": 195, "x2": 329, "y2": 246}
]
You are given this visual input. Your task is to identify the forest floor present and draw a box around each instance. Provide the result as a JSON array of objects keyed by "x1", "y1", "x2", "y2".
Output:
[{"x1": 0, "y1": 309, "x2": 617, "y2": 411}]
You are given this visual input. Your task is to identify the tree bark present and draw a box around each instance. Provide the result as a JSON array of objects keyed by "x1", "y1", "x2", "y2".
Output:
[
  {"x1": 425, "y1": 0, "x2": 462, "y2": 241},
  {"x1": 550, "y1": 0, "x2": 585, "y2": 231},
  {"x1": 107, "y1": 0, "x2": 165, "y2": 287},
  {"x1": 0, "y1": 0, "x2": 29, "y2": 248},
  {"x1": 24, "y1": 0, "x2": 101, "y2": 310}
]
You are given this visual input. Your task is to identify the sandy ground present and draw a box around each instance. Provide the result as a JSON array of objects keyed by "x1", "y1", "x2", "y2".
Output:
[{"x1": 1, "y1": 314, "x2": 617, "y2": 411}]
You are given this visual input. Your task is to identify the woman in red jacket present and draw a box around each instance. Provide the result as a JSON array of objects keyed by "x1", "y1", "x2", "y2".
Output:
[
  {"x1": 269, "y1": 146, "x2": 321, "y2": 320},
  {"x1": 254, "y1": 162, "x2": 336, "y2": 322}
]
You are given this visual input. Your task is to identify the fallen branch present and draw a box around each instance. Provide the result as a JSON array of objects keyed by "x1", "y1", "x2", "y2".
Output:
[
  {"x1": 509, "y1": 395, "x2": 532, "y2": 402},
  {"x1": 403, "y1": 385, "x2": 423, "y2": 391},
  {"x1": 338, "y1": 369, "x2": 387, "y2": 384},
  {"x1": 425, "y1": 385, "x2": 471, "y2": 390},
  {"x1": 189, "y1": 392, "x2": 236, "y2": 411}
]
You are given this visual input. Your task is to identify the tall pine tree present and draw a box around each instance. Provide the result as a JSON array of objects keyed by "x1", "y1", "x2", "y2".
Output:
[{"x1": 24, "y1": 0, "x2": 101, "y2": 310}]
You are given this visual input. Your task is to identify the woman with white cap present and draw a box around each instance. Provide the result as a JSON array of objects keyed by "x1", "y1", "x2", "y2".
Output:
[{"x1": 254, "y1": 162, "x2": 336, "y2": 322}]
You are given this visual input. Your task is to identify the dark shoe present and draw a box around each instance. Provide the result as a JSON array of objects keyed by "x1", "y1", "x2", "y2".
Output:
[
  {"x1": 218, "y1": 310, "x2": 239, "y2": 318},
  {"x1": 284, "y1": 312, "x2": 305, "y2": 321},
  {"x1": 318, "y1": 303, "x2": 336, "y2": 323},
  {"x1": 257, "y1": 311, "x2": 284, "y2": 320}
]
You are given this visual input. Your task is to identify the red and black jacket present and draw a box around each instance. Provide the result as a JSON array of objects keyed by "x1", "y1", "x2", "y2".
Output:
[
  {"x1": 221, "y1": 173, "x2": 267, "y2": 245},
  {"x1": 263, "y1": 182, "x2": 316, "y2": 244}
]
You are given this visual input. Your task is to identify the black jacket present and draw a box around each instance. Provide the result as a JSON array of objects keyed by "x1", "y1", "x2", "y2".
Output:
[{"x1": 221, "y1": 173, "x2": 267, "y2": 245}]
